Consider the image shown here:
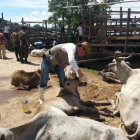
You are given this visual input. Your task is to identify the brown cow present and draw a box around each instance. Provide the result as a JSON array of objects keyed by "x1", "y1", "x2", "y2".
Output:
[{"x1": 11, "y1": 69, "x2": 41, "y2": 90}]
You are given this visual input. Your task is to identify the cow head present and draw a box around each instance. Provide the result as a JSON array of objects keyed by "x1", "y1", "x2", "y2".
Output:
[
  {"x1": 107, "y1": 52, "x2": 134, "y2": 74},
  {"x1": 63, "y1": 77, "x2": 87, "y2": 97},
  {"x1": 63, "y1": 77, "x2": 79, "y2": 91}
]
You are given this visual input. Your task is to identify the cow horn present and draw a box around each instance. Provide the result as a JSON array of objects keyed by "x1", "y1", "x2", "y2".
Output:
[
  {"x1": 123, "y1": 52, "x2": 134, "y2": 60},
  {"x1": 115, "y1": 52, "x2": 134, "y2": 61}
]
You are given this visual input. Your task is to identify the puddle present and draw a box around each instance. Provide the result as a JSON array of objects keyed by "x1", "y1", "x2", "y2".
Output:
[{"x1": 0, "y1": 76, "x2": 10, "y2": 81}]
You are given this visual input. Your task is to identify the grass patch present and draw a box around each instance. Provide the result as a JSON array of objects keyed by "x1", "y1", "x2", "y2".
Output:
[{"x1": 81, "y1": 67, "x2": 99, "y2": 75}]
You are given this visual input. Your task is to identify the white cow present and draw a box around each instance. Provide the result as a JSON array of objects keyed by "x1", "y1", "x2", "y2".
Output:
[
  {"x1": 30, "y1": 48, "x2": 47, "y2": 57},
  {"x1": 0, "y1": 106, "x2": 128, "y2": 140},
  {"x1": 0, "y1": 78, "x2": 125, "y2": 140},
  {"x1": 38, "y1": 78, "x2": 112, "y2": 116},
  {"x1": 108, "y1": 52, "x2": 140, "y2": 139}
]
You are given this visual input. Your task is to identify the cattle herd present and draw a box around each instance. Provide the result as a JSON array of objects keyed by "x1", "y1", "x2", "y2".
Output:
[{"x1": 1, "y1": 52, "x2": 140, "y2": 140}]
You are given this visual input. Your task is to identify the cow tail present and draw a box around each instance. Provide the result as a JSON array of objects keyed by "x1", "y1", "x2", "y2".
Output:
[{"x1": 127, "y1": 122, "x2": 140, "y2": 139}]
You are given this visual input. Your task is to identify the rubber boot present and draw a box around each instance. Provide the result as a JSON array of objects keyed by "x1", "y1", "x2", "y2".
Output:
[{"x1": 39, "y1": 88, "x2": 44, "y2": 104}]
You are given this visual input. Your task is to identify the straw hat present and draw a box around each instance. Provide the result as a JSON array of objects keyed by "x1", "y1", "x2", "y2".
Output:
[{"x1": 78, "y1": 41, "x2": 91, "y2": 53}]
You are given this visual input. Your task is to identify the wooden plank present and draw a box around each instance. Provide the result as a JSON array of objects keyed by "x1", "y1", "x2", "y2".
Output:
[
  {"x1": 92, "y1": 43, "x2": 140, "y2": 48},
  {"x1": 77, "y1": 56, "x2": 114, "y2": 64},
  {"x1": 108, "y1": 36, "x2": 140, "y2": 40}
]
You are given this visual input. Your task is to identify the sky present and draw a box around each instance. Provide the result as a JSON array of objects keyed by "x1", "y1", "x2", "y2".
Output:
[
  {"x1": 111, "y1": 0, "x2": 140, "y2": 18},
  {"x1": 0, "y1": 0, "x2": 140, "y2": 26},
  {"x1": 0, "y1": 0, "x2": 51, "y2": 25}
]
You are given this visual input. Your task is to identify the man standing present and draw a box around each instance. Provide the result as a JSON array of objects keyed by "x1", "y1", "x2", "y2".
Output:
[
  {"x1": 77, "y1": 22, "x2": 83, "y2": 43},
  {"x1": 0, "y1": 29, "x2": 8, "y2": 59},
  {"x1": 38, "y1": 41, "x2": 91, "y2": 104},
  {"x1": 10, "y1": 28, "x2": 20, "y2": 61},
  {"x1": 19, "y1": 26, "x2": 30, "y2": 63},
  {"x1": 4, "y1": 23, "x2": 10, "y2": 41}
]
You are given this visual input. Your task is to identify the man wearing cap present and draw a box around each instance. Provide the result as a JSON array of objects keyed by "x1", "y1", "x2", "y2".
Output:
[{"x1": 38, "y1": 41, "x2": 91, "y2": 104}]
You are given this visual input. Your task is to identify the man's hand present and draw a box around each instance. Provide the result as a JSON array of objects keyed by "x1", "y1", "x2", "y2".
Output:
[
  {"x1": 76, "y1": 69, "x2": 87, "y2": 82},
  {"x1": 77, "y1": 69, "x2": 84, "y2": 78}
]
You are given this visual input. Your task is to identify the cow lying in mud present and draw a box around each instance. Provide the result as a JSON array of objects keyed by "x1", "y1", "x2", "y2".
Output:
[
  {"x1": 38, "y1": 78, "x2": 112, "y2": 117},
  {"x1": 11, "y1": 69, "x2": 41, "y2": 90},
  {"x1": 108, "y1": 52, "x2": 140, "y2": 139},
  {"x1": 0, "y1": 78, "x2": 128, "y2": 140}
]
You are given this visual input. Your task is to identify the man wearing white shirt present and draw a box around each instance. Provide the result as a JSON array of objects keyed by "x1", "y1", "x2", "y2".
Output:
[
  {"x1": 77, "y1": 22, "x2": 83, "y2": 43},
  {"x1": 38, "y1": 41, "x2": 91, "y2": 103},
  {"x1": 4, "y1": 23, "x2": 10, "y2": 40}
]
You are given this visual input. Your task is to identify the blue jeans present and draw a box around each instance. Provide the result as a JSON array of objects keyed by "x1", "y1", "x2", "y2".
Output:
[{"x1": 39, "y1": 55, "x2": 66, "y2": 88}]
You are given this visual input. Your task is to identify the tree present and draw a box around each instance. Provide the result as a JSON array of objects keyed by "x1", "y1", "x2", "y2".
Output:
[
  {"x1": 48, "y1": 0, "x2": 85, "y2": 32},
  {"x1": 48, "y1": 0, "x2": 123, "y2": 42},
  {"x1": 48, "y1": 0, "x2": 123, "y2": 27}
]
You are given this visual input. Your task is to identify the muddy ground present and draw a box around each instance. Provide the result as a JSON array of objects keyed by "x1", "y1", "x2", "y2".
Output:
[{"x1": 0, "y1": 51, "x2": 122, "y2": 128}]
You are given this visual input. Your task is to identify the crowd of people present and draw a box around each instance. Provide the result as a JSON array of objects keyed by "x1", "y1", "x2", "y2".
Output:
[{"x1": 0, "y1": 25, "x2": 30, "y2": 63}]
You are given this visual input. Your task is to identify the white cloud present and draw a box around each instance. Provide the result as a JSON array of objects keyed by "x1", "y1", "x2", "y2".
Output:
[
  {"x1": 30, "y1": 11, "x2": 40, "y2": 16},
  {"x1": 0, "y1": 0, "x2": 48, "y2": 9},
  {"x1": 42, "y1": 11, "x2": 52, "y2": 17},
  {"x1": 42, "y1": 11, "x2": 47, "y2": 16}
]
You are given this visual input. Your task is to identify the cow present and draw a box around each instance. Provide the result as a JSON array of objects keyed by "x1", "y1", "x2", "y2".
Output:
[
  {"x1": 0, "y1": 77, "x2": 128, "y2": 140},
  {"x1": 37, "y1": 78, "x2": 113, "y2": 117},
  {"x1": 11, "y1": 69, "x2": 41, "y2": 90},
  {"x1": 0, "y1": 106, "x2": 128, "y2": 140},
  {"x1": 107, "y1": 52, "x2": 140, "y2": 139},
  {"x1": 30, "y1": 48, "x2": 47, "y2": 57},
  {"x1": 99, "y1": 69, "x2": 122, "y2": 84}
]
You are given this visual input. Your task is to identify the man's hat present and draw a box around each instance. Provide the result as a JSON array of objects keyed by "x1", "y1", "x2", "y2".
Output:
[{"x1": 80, "y1": 41, "x2": 91, "y2": 53}]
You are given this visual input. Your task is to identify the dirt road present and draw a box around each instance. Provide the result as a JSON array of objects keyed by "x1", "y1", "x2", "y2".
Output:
[{"x1": 0, "y1": 50, "x2": 122, "y2": 128}]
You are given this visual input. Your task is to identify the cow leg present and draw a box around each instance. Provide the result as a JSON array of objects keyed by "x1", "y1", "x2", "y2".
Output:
[
  {"x1": 110, "y1": 92, "x2": 121, "y2": 116},
  {"x1": 17, "y1": 83, "x2": 30, "y2": 90},
  {"x1": 81, "y1": 100, "x2": 111, "y2": 106},
  {"x1": 78, "y1": 104, "x2": 113, "y2": 117},
  {"x1": 17, "y1": 83, "x2": 25, "y2": 90},
  {"x1": 105, "y1": 76, "x2": 122, "y2": 84}
]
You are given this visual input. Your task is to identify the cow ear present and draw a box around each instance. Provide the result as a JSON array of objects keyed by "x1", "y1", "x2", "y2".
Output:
[{"x1": 0, "y1": 134, "x2": 5, "y2": 140}]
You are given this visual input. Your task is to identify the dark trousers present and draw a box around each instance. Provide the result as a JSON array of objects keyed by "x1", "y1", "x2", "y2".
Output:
[
  {"x1": 20, "y1": 45, "x2": 28, "y2": 62},
  {"x1": 4, "y1": 33, "x2": 9, "y2": 40},
  {"x1": 14, "y1": 42, "x2": 20, "y2": 60}
]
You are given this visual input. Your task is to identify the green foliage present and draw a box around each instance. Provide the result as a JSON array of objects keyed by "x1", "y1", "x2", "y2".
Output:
[
  {"x1": 81, "y1": 67, "x2": 99, "y2": 75},
  {"x1": 48, "y1": 0, "x2": 123, "y2": 42},
  {"x1": 12, "y1": 22, "x2": 20, "y2": 26},
  {"x1": 48, "y1": 0, "x2": 82, "y2": 30},
  {"x1": 33, "y1": 24, "x2": 42, "y2": 29}
]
